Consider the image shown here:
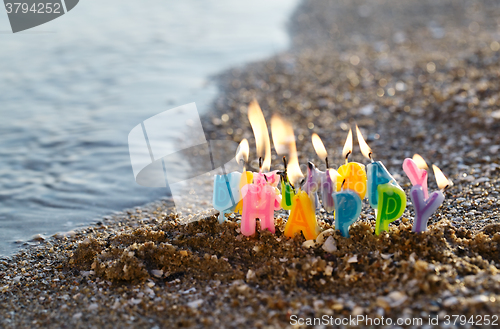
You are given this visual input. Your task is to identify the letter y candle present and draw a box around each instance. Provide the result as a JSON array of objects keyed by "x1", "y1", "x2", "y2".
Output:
[{"x1": 404, "y1": 154, "x2": 450, "y2": 233}]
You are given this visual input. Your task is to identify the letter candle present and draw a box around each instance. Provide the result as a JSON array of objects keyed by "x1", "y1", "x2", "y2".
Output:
[
  {"x1": 303, "y1": 161, "x2": 322, "y2": 209},
  {"x1": 336, "y1": 129, "x2": 367, "y2": 199},
  {"x1": 402, "y1": 154, "x2": 429, "y2": 199},
  {"x1": 332, "y1": 130, "x2": 364, "y2": 237},
  {"x1": 356, "y1": 126, "x2": 406, "y2": 235},
  {"x1": 213, "y1": 171, "x2": 242, "y2": 224},
  {"x1": 403, "y1": 155, "x2": 451, "y2": 232},
  {"x1": 271, "y1": 117, "x2": 320, "y2": 240},
  {"x1": 271, "y1": 115, "x2": 300, "y2": 210},
  {"x1": 278, "y1": 157, "x2": 295, "y2": 210},
  {"x1": 311, "y1": 133, "x2": 340, "y2": 213},
  {"x1": 233, "y1": 139, "x2": 253, "y2": 215},
  {"x1": 240, "y1": 100, "x2": 282, "y2": 236},
  {"x1": 283, "y1": 164, "x2": 319, "y2": 240}
]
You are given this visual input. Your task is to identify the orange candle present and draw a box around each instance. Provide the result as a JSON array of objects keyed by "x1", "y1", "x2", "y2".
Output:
[{"x1": 284, "y1": 190, "x2": 320, "y2": 240}]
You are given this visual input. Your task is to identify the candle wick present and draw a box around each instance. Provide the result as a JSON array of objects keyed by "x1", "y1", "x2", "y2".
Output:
[
  {"x1": 368, "y1": 152, "x2": 374, "y2": 163},
  {"x1": 325, "y1": 157, "x2": 329, "y2": 169},
  {"x1": 345, "y1": 151, "x2": 351, "y2": 165},
  {"x1": 240, "y1": 159, "x2": 246, "y2": 172},
  {"x1": 258, "y1": 157, "x2": 263, "y2": 173},
  {"x1": 282, "y1": 156, "x2": 287, "y2": 175},
  {"x1": 341, "y1": 179, "x2": 346, "y2": 191}
]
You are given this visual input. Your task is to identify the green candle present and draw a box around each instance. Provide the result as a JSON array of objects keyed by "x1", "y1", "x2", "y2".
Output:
[{"x1": 280, "y1": 177, "x2": 295, "y2": 210}]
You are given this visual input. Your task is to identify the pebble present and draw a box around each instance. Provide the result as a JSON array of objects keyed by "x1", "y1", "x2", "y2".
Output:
[
  {"x1": 187, "y1": 299, "x2": 204, "y2": 309},
  {"x1": 322, "y1": 236, "x2": 337, "y2": 253},
  {"x1": 347, "y1": 255, "x2": 358, "y2": 263}
]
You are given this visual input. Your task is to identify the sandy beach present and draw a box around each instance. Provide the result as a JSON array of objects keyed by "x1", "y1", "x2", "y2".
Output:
[{"x1": 1, "y1": 0, "x2": 500, "y2": 327}]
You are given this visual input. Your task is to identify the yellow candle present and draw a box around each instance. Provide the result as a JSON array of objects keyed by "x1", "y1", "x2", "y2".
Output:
[
  {"x1": 284, "y1": 190, "x2": 320, "y2": 240},
  {"x1": 234, "y1": 171, "x2": 253, "y2": 215},
  {"x1": 336, "y1": 162, "x2": 367, "y2": 199}
]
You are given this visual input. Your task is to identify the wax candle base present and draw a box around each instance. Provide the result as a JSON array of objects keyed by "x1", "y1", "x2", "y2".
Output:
[
  {"x1": 280, "y1": 180, "x2": 295, "y2": 210},
  {"x1": 410, "y1": 185, "x2": 444, "y2": 233},
  {"x1": 367, "y1": 161, "x2": 393, "y2": 209},
  {"x1": 375, "y1": 183, "x2": 406, "y2": 235},
  {"x1": 213, "y1": 172, "x2": 242, "y2": 221},
  {"x1": 240, "y1": 183, "x2": 281, "y2": 236},
  {"x1": 284, "y1": 190, "x2": 320, "y2": 240},
  {"x1": 333, "y1": 189, "x2": 362, "y2": 238}
]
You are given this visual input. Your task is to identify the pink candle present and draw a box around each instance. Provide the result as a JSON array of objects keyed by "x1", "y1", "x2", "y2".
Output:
[
  {"x1": 240, "y1": 172, "x2": 281, "y2": 236},
  {"x1": 403, "y1": 157, "x2": 429, "y2": 199}
]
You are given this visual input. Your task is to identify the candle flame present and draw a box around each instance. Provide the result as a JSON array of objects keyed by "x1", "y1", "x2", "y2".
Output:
[
  {"x1": 328, "y1": 169, "x2": 341, "y2": 181},
  {"x1": 432, "y1": 164, "x2": 451, "y2": 190},
  {"x1": 342, "y1": 128, "x2": 353, "y2": 160},
  {"x1": 355, "y1": 125, "x2": 372, "y2": 160},
  {"x1": 235, "y1": 139, "x2": 249, "y2": 165},
  {"x1": 311, "y1": 133, "x2": 328, "y2": 160},
  {"x1": 412, "y1": 154, "x2": 428, "y2": 169},
  {"x1": 248, "y1": 99, "x2": 271, "y2": 172},
  {"x1": 270, "y1": 114, "x2": 303, "y2": 185},
  {"x1": 287, "y1": 158, "x2": 303, "y2": 188},
  {"x1": 271, "y1": 115, "x2": 294, "y2": 155}
]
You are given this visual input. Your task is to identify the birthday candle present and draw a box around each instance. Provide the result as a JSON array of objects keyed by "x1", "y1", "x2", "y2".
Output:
[
  {"x1": 403, "y1": 154, "x2": 429, "y2": 200},
  {"x1": 333, "y1": 189, "x2": 362, "y2": 237},
  {"x1": 213, "y1": 172, "x2": 242, "y2": 223},
  {"x1": 284, "y1": 189, "x2": 320, "y2": 240},
  {"x1": 279, "y1": 164, "x2": 296, "y2": 210},
  {"x1": 241, "y1": 173, "x2": 281, "y2": 236},
  {"x1": 374, "y1": 184, "x2": 407, "y2": 235},
  {"x1": 336, "y1": 129, "x2": 367, "y2": 199},
  {"x1": 330, "y1": 128, "x2": 366, "y2": 237},
  {"x1": 303, "y1": 162, "x2": 322, "y2": 209},
  {"x1": 356, "y1": 126, "x2": 406, "y2": 235},
  {"x1": 311, "y1": 133, "x2": 339, "y2": 212},
  {"x1": 271, "y1": 114, "x2": 302, "y2": 210},
  {"x1": 404, "y1": 157, "x2": 450, "y2": 232},
  {"x1": 233, "y1": 139, "x2": 253, "y2": 215},
  {"x1": 240, "y1": 100, "x2": 282, "y2": 236}
]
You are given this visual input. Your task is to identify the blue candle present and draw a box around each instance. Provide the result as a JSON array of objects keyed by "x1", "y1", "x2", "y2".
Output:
[
  {"x1": 213, "y1": 172, "x2": 242, "y2": 223},
  {"x1": 367, "y1": 161, "x2": 394, "y2": 209},
  {"x1": 332, "y1": 189, "x2": 362, "y2": 238}
]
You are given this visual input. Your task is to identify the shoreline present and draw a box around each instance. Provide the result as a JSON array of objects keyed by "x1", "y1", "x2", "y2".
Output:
[{"x1": 2, "y1": 0, "x2": 500, "y2": 327}]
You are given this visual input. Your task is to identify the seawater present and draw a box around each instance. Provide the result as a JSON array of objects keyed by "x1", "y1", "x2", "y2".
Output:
[{"x1": 0, "y1": 0, "x2": 298, "y2": 255}]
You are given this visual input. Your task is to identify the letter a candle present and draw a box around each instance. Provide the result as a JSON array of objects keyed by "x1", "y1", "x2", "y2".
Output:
[
  {"x1": 272, "y1": 117, "x2": 320, "y2": 240},
  {"x1": 356, "y1": 126, "x2": 406, "y2": 235}
]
